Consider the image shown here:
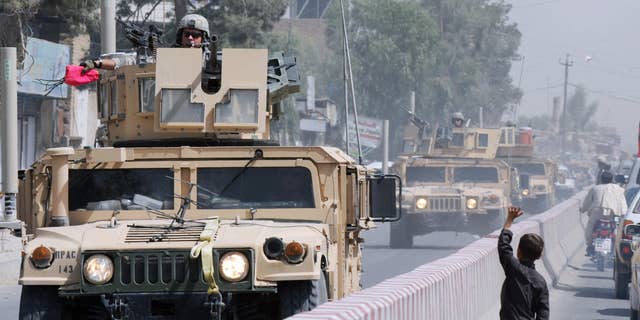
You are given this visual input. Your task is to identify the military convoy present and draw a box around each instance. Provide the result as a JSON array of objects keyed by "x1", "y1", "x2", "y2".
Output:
[
  {"x1": 12, "y1": 42, "x2": 401, "y2": 318},
  {"x1": 389, "y1": 116, "x2": 559, "y2": 247},
  {"x1": 389, "y1": 122, "x2": 520, "y2": 248}
]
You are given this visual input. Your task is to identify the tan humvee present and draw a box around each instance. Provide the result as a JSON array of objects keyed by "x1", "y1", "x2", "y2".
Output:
[
  {"x1": 390, "y1": 122, "x2": 518, "y2": 248},
  {"x1": 15, "y1": 46, "x2": 400, "y2": 319},
  {"x1": 497, "y1": 126, "x2": 557, "y2": 213}
]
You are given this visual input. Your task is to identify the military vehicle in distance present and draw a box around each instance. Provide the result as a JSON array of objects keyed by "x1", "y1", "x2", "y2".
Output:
[
  {"x1": 14, "y1": 40, "x2": 401, "y2": 319},
  {"x1": 389, "y1": 120, "x2": 519, "y2": 248},
  {"x1": 497, "y1": 126, "x2": 557, "y2": 213}
]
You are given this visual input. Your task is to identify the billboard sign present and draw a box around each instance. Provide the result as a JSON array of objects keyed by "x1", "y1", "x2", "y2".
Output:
[
  {"x1": 19, "y1": 37, "x2": 70, "y2": 98},
  {"x1": 347, "y1": 116, "x2": 383, "y2": 148}
]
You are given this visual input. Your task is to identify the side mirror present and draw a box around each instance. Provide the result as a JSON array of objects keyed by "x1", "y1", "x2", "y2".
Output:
[{"x1": 368, "y1": 175, "x2": 402, "y2": 222}]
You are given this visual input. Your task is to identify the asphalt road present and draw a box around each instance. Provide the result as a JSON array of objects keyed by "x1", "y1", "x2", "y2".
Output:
[
  {"x1": 550, "y1": 244, "x2": 629, "y2": 320},
  {"x1": 360, "y1": 222, "x2": 478, "y2": 288}
]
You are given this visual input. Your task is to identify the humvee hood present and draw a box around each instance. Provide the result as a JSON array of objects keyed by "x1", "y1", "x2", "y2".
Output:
[{"x1": 69, "y1": 219, "x2": 327, "y2": 251}]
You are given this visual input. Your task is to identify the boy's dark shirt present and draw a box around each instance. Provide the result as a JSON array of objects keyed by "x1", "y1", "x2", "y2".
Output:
[{"x1": 498, "y1": 228, "x2": 549, "y2": 320}]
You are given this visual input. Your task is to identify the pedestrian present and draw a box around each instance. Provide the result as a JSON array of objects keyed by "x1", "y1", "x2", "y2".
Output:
[{"x1": 498, "y1": 206, "x2": 549, "y2": 320}]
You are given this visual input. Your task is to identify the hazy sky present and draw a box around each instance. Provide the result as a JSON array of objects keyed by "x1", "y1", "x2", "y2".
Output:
[{"x1": 507, "y1": 0, "x2": 640, "y2": 153}]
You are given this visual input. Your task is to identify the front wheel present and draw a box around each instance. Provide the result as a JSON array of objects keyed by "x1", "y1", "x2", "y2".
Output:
[
  {"x1": 278, "y1": 271, "x2": 328, "y2": 318},
  {"x1": 596, "y1": 254, "x2": 605, "y2": 272},
  {"x1": 19, "y1": 286, "x2": 66, "y2": 320},
  {"x1": 389, "y1": 219, "x2": 413, "y2": 248}
]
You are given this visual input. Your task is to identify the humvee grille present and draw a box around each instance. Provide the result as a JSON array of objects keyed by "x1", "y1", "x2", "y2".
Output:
[
  {"x1": 79, "y1": 249, "x2": 262, "y2": 294},
  {"x1": 125, "y1": 225, "x2": 205, "y2": 243},
  {"x1": 428, "y1": 197, "x2": 462, "y2": 211}
]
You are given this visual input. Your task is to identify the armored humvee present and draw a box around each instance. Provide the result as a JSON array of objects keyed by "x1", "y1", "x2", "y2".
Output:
[
  {"x1": 13, "y1": 44, "x2": 401, "y2": 318},
  {"x1": 389, "y1": 122, "x2": 519, "y2": 248},
  {"x1": 497, "y1": 126, "x2": 557, "y2": 213}
]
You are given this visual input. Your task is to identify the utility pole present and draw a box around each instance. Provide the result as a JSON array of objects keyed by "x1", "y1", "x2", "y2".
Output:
[
  {"x1": 559, "y1": 54, "x2": 573, "y2": 155},
  {"x1": 101, "y1": 0, "x2": 116, "y2": 54}
]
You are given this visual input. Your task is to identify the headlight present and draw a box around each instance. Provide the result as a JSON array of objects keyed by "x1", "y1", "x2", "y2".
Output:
[
  {"x1": 415, "y1": 197, "x2": 428, "y2": 209},
  {"x1": 522, "y1": 189, "x2": 529, "y2": 196},
  {"x1": 466, "y1": 198, "x2": 478, "y2": 209},
  {"x1": 219, "y1": 252, "x2": 249, "y2": 282},
  {"x1": 83, "y1": 254, "x2": 114, "y2": 285}
]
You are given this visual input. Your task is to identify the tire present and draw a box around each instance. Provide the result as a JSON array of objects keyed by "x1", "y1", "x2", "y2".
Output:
[
  {"x1": 614, "y1": 264, "x2": 631, "y2": 299},
  {"x1": 278, "y1": 271, "x2": 328, "y2": 318},
  {"x1": 389, "y1": 219, "x2": 413, "y2": 248},
  {"x1": 597, "y1": 255, "x2": 605, "y2": 272},
  {"x1": 19, "y1": 286, "x2": 66, "y2": 320}
]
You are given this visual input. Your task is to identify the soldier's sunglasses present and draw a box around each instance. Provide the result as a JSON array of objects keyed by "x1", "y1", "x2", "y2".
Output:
[{"x1": 183, "y1": 31, "x2": 203, "y2": 38}]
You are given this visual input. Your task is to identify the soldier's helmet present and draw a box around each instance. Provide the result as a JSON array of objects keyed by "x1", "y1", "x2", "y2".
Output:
[
  {"x1": 176, "y1": 14, "x2": 210, "y2": 45},
  {"x1": 451, "y1": 112, "x2": 464, "y2": 126}
]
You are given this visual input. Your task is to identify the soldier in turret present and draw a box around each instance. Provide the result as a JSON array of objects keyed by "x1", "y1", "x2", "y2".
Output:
[
  {"x1": 452, "y1": 111, "x2": 465, "y2": 128},
  {"x1": 81, "y1": 14, "x2": 210, "y2": 72}
]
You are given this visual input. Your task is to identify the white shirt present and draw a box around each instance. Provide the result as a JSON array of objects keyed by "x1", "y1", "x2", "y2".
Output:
[{"x1": 580, "y1": 183, "x2": 628, "y2": 216}]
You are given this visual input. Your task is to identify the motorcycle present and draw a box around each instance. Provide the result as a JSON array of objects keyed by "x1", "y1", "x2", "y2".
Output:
[{"x1": 591, "y1": 217, "x2": 617, "y2": 271}]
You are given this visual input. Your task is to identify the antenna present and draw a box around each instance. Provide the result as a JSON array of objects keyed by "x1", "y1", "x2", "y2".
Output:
[{"x1": 339, "y1": 0, "x2": 363, "y2": 164}]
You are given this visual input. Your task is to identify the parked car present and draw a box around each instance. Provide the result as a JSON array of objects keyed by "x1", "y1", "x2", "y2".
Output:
[{"x1": 615, "y1": 189, "x2": 640, "y2": 299}]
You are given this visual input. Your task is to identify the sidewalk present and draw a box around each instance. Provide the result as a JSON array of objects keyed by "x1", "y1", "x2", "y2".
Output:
[{"x1": 550, "y1": 243, "x2": 629, "y2": 319}]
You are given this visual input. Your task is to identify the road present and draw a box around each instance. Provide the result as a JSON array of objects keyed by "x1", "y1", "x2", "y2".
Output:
[
  {"x1": 550, "y1": 243, "x2": 629, "y2": 320},
  {"x1": 360, "y1": 222, "x2": 478, "y2": 287}
]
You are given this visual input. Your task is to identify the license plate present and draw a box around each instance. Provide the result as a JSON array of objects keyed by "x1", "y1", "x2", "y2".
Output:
[{"x1": 594, "y1": 238, "x2": 612, "y2": 253}]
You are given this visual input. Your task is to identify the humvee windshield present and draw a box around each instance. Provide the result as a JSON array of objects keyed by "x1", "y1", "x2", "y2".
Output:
[
  {"x1": 453, "y1": 167, "x2": 499, "y2": 183},
  {"x1": 512, "y1": 163, "x2": 546, "y2": 175},
  {"x1": 406, "y1": 166, "x2": 446, "y2": 185},
  {"x1": 69, "y1": 168, "x2": 174, "y2": 211},
  {"x1": 196, "y1": 167, "x2": 314, "y2": 209}
]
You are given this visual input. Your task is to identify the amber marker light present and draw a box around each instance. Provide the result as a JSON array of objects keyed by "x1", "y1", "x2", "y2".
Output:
[
  {"x1": 30, "y1": 245, "x2": 54, "y2": 269},
  {"x1": 284, "y1": 241, "x2": 306, "y2": 264}
]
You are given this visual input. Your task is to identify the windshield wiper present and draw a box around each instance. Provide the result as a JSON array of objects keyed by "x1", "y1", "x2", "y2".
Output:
[{"x1": 208, "y1": 150, "x2": 263, "y2": 207}]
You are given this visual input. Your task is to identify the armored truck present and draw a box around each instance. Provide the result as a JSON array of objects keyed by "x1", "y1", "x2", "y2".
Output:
[
  {"x1": 497, "y1": 126, "x2": 557, "y2": 213},
  {"x1": 389, "y1": 122, "x2": 519, "y2": 248},
  {"x1": 13, "y1": 45, "x2": 400, "y2": 319}
]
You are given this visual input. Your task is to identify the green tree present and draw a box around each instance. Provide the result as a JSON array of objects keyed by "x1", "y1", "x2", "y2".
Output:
[
  {"x1": 421, "y1": 0, "x2": 522, "y2": 125},
  {"x1": 323, "y1": 0, "x2": 439, "y2": 156}
]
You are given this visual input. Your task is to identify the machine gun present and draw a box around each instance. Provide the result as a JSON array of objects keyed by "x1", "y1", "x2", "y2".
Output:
[
  {"x1": 400, "y1": 105, "x2": 430, "y2": 131},
  {"x1": 201, "y1": 34, "x2": 221, "y2": 94},
  {"x1": 116, "y1": 17, "x2": 163, "y2": 64}
]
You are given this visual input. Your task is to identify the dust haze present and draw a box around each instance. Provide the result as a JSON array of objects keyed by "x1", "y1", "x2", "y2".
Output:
[{"x1": 509, "y1": 0, "x2": 640, "y2": 154}]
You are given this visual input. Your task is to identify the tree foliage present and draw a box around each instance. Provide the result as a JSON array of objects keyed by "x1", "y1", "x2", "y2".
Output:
[{"x1": 309, "y1": 0, "x2": 521, "y2": 157}]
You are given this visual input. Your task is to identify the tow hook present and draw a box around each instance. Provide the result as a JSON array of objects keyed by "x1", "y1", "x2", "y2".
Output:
[
  {"x1": 101, "y1": 294, "x2": 128, "y2": 320},
  {"x1": 204, "y1": 292, "x2": 225, "y2": 320}
]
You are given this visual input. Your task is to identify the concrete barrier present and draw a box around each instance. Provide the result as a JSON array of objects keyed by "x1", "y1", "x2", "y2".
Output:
[{"x1": 290, "y1": 191, "x2": 587, "y2": 320}]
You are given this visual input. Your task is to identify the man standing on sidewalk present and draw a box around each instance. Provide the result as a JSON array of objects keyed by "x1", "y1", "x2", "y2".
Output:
[{"x1": 498, "y1": 206, "x2": 549, "y2": 320}]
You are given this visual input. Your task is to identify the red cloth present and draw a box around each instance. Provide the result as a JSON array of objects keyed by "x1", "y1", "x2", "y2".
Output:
[{"x1": 63, "y1": 65, "x2": 100, "y2": 86}]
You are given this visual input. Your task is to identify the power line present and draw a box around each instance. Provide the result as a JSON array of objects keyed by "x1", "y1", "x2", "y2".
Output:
[
  {"x1": 521, "y1": 84, "x2": 564, "y2": 93},
  {"x1": 568, "y1": 83, "x2": 640, "y2": 105}
]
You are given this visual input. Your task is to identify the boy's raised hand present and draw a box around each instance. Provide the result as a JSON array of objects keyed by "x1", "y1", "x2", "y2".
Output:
[
  {"x1": 507, "y1": 206, "x2": 524, "y2": 220},
  {"x1": 504, "y1": 206, "x2": 524, "y2": 229}
]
